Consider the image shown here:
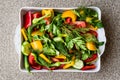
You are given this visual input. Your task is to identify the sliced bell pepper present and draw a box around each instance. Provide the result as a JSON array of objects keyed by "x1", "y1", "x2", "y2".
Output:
[
  {"x1": 63, "y1": 56, "x2": 75, "y2": 69},
  {"x1": 86, "y1": 42, "x2": 97, "y2": 51},
  {"x1": 84, "y1": 54, "x2": 98, "y2": 62},
  {"x1": 62, "y1": 10, "x2": 77, "y2": 22},
  {"x1": 21, "y1": 28, "x2": 28, "y2": 41},
  {"x1": 55, "y1": 54, "x2": 66, "y2": 60},
  {"x1": 39, "y1": 53, "x2": 51, "y2": 63},
  {"x1": 81, "y1": 64, "x2": 96, "y2": 70},
  {"x1": 30, "y1": 40, "x2": 43, "y2": 51},
  {"x1": 24, "y1": 11, "x2": 32, "y2": 29},
  {"x1": 42, "y1": 9, "x2": 54, "y2": 18},
  {"x1": 31, "y1": 30, "x2": 43, "y2": 36}
]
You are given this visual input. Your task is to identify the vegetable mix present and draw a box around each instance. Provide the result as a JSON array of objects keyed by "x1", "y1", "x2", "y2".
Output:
[{"x1": 21, "y1": 7, "x2": 104, "y2": 72}]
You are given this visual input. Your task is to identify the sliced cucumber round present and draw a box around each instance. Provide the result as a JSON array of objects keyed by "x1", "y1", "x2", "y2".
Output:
[
  {"x1": 21, "y1": 41, "x2": 31, "y2": 56},
  {"x1": 73, "y1": 59, "x2": 84, "y2": 69}
]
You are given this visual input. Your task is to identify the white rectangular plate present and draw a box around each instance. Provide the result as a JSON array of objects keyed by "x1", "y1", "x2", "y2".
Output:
[{"x1": 14, "y1": 6, "x2": 106, "y2": 72}]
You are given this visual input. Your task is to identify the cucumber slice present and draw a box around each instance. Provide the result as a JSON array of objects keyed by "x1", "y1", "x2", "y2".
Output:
[
  {"x1": 22, "y1": 41, "x2": 31, "y2": 56},
  {"x1": 73, "y1": 59, "x2": 84, "y2": 69}
]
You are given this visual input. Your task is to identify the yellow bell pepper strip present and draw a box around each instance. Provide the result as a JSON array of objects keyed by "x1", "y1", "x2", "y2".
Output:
[
  {"x1": 87, "y1": 24, "x2": 98, "y2": 31},
  {"x1": 21, "y1": 28, "x2": 28, "y2": 41},
  {"x1": 39, "y1": 53, "x2": 51, "y2": 63},
  {"x1": 86, "y1": 42, "x2": 97, "y2": 51},
  {"x1": 42, "y1": 9, "x2": 54, "y2": 18},
  {"x1": 63, "y1": 56, "x2": 75, "y2": 69},
  {"x1": 62, "y1": 10, "x2": 77, "y2": 22},
  {"x1": 30, "y1": 40, "x2": 43, "y2": 51},
  {"x1": 55, "y1": 54, "x2": 66, "y2": 60},
  {"x1": 31, "y1": 30, "x2": 43, "y2": 36}
]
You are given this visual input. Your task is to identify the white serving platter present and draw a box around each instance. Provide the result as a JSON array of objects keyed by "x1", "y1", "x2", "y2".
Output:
[{"x1": 14, "y1": 6, "x2": 106, "y2": 72}]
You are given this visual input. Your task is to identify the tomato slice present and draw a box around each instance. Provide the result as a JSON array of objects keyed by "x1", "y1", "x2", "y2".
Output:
[
  {"x1": 74, "y1": 21, "x2": 86, "y2": 28},
  {"x1": 28, "y1": 53, "x2": 36, "y2": 65},
  {"x1": 65, "y1": 17, "x2": 72, "y2": 24},
  {"x1": 32, "y1": 12, "x2": 41, "y2": 19},
  {"x1": 88, "y1": 30, "x2": 98, "y2": 38},
  {"x1": 84, "y1": 54, "x2": 98, "y2": 62},
  {"x1": 81, "y1": 64, "x2": 96, "y2": 70},
  {"x1": 28, "y1": 53, "x2": 42, "y2": 70}
]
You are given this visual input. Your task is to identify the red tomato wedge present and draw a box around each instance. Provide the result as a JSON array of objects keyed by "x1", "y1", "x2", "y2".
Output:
[
  {"x1": 28, "y1": 53, "x2": 42, "y2": 70},
  {"x1": 65, "y1": 17, "x2": 72, "y2": 24},
  {"x1": 84, "y1": 54, "x2": 98, "y2": 62},
  {"x1": 73, "y1": 21, "x2": 86, "y2": 28},
  {"x1": 32, "y1": 12, "x2": 42, "y2": 19},
  {"x1": 28, "y1": 53, "x2": 36, "y2": 65},
  {"x1": 88, "y1": 30, "x2": 98, "y2": 38},
  {"x1": 81, "y1": 64, "x2": 96, "y2": 70},
  {"x1": 24, "y1": 11, "x2": 32, "y2": 29}
]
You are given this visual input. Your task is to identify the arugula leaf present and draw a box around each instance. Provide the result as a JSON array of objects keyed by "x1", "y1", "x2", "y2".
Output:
[{"x1": 53, "y1": 42, "x2": 70, "y2": 57}]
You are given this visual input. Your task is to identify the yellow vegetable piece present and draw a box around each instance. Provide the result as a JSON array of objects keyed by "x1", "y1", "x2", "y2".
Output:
[
  {"x1": 80, "y1": 10, "x2": 84, "y2": 15},
  {"x1": 86, "y1": 17, "x2": 93, "y2": 23},
  {"x1": 55, "y1": 54, "x2": 66, "y2": 60},
  {"x1": 87, "y1": 24, "x2": 98, "y2": 31},
  {"x1": 39, "y1": 53, "x2": 51, "y2": 63},
  {"x1": 86, "y1": 42, "x2": 97, "y2": 51},
  {"x1": 30, "y1": 40, "x2": 43, "y2": 51},
  {"x1": 21, "y1": 28, "x2": 28, "y2": 41},
  {"x1": 63, "y1": 56, "x2": 75, "y2": 69},
  {"x1": 31, "y1": 30, "x2": 43, "y2": 36},
  {"x1": 62, "y1": 10, "x2": 77, "y2": 22},
  {"x1": 42, "y1": 9, "x2": 54, "y2": 18}
]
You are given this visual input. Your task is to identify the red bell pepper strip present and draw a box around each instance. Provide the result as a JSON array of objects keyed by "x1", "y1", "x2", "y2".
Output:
[
  {"x1": 81, "y1": 64, "x2": 96, "y2": 70},
  {"x1": 84, "y1": 54, "x2": 98, "y2": 62},
  {"x1": 24, "y1": 11, "x2": 32, "y2": 29}
]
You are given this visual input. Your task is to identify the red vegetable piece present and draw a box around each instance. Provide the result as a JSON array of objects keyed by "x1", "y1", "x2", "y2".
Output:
[
  {"x1": 44, "y1": 18, "x2": 50, "y2": 25},
  {"x1": 65, "y1": 17, "x2": 72, "y2": 24},
  {"x1": 42, "y1": 66, "x2": 57, "y2": 70},
  {"x1": 88, "y1": 30, "x2": 98, "y2": 38},
  {"x1": 32, "y1": 12, "x2": 42, "y2": 19},
  {"x1": 74, "y1": 21, "x2": 86, "y2": 28},
  {"x1": 81, "y1": 64, "x2": 96, "y2": 70},
  {"x1": 31, "y1": 64, "x2": 42, "y2": 70},
  {"x1": 58, "y1": 64, "x2": 65, "y2": 69},
  {"x1": 84, "y1": 54, "x2": 98, "y2": 62},
  {"x1": 24, "y1": 11, "x2": 32, "y2": 29},
  {"x1": 28, "y1": 53, "x2": 36, "y2": 65},
  {"x1": 51, "y1": 57, "x2": 60, "y2": 62}
]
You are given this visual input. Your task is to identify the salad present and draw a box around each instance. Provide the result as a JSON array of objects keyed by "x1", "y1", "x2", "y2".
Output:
[{"x1": 21, "y1": 7, "x2": 104, "y2": 72}]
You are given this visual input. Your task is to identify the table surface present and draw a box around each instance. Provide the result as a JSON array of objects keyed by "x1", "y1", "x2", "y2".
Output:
[{"x1": 0, "y1": 0, "x2": 120, "y2": 80}]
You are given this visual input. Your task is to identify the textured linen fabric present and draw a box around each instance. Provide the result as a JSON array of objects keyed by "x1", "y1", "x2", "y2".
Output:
[{"x1": 0, "y1": 0, "x2": 120, "y2": 80}]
